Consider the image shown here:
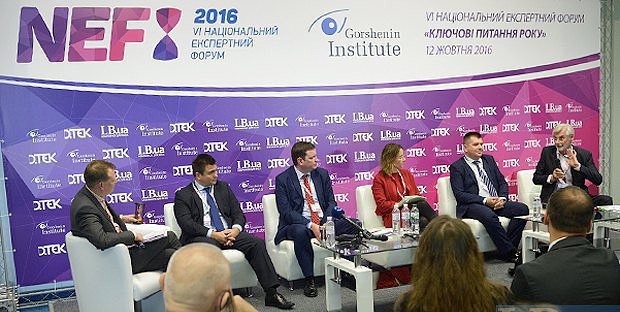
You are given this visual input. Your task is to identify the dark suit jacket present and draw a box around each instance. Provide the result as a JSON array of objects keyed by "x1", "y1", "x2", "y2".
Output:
[
  {"x1": 449, "y1": 155, "x2": 509, "y2": 217},
  {"x1": 511, "y1": 236, "x2": 620, "y2": 304},
  {"x1": 70, "y1": 186, "x2": 135, "y2": 250},
  {"x1": 173, "y1": 181, "x2": 246, "y2": 245},
  {"x1": 274, "y1": 166, "x2": 336, "y2": 244},
  {"x1": 533, "y1": 145, "x2": 602, "y2": 203}
]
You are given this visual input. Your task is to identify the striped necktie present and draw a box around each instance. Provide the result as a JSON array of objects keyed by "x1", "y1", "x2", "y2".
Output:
[
  {"x1": 302, "y1": 175, "x2": 320, "y2": 225},
  {"x1": 473, "y1": 160, "x2": 498, "y2": 197}
]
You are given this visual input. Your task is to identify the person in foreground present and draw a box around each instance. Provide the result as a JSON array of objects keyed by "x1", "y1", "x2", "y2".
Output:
[
  {"x1": 510, "y1": 186, "x2": 620, "y2": 304},
  {"x1": 275, "y1": 141, "x2": 358, "y2": 297},
  {"x1": 372, "y1": 143, "x2": 437, "y2": 229},
  {"x1": 394, "y1": 215, "x2": 512, "y2": 312},
  {"x1": 162, "y1": 243, "x2": 257, "y2": 312},
  {"x1": 70, "y1": 160, "x2": 181, "y2": 273},
  {"x1": 533, "y1": 123, "x2": 613, "y2": 206},
  {"x1": 449, "y1": 131, "x2": 528, "y2": 266},
  {"x1": 174, "y1": 154, "x2": 294, "y2": 309}
]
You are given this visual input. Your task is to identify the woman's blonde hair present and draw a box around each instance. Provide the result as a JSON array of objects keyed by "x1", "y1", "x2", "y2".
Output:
[{"x1": 380, "y1": 143, "x2": 403, "y2": 175}]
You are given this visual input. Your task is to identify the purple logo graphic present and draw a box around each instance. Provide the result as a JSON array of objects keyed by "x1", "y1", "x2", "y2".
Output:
[
  {"x1": 153, "y1": 8, "x2": 181, "y2": 61},
  {"x1": 308, "y1": 9, "x2": 349, "y2": 35}
]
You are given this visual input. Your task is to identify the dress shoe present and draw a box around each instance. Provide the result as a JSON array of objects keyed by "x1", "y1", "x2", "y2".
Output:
[
  {"x1": 303, "y1": 279, "x2": 318, "y2": 297},
  {"x1": 507, "y1": 250, "x2": 522, "y2": 276},
  {"x1": 265, "y1": 291, "x2": 295, "y2": 309}
]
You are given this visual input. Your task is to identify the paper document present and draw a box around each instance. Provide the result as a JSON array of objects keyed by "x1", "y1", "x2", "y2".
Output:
[
  {"x1": 142, "y1": 230, "x2": 168, "y2": 243},
  {"x1": 398, "y1": 195, "x2": 426, "y2": 207}
]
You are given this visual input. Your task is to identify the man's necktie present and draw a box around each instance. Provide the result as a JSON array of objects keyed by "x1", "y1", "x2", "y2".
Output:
[
  {"x1": 302, "y1": 175, "x2": 321, "y2": 225},
  {"x1": 204, "y1": 187, "x2": 225, "y2": 231},
  {"x1": 473, "y1": 160, "x2": 498, "y2": 197}
]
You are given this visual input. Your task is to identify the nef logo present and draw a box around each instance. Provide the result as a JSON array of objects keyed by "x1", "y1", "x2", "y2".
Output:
[
  {"x1": 17, "y1": 7, "x2": 181, "y2": 62},
  {"x1": 107, "y1": 192, "x2": 133, "y2": 204},
  {"x1": 34, "y1": 199, "x2": 62, "y2": 211},
  {"x1": 38, "y1": 243, "x2": 66, "y2": 256},
  {"x1": 204, "y1": 141, "x2": 228, "y2": 152},
  {"x1": 324, "y1": 114, "x2": 346, "y2": 124},
  {"x1": 265, "y1": 117, "x2": 288, "y2": 128},
  {"x1": 267, "y1": 158, "x2": 291, "y2": 169},
  {"x1": 352, "y1": 132, "x2": 373, "y2": 142},
  {"x1": 478, "y1": 106, "x2": 497, "y2": 116},
  {"x1": 64, "y1": 127, "x2": 91, "y2": 139},
  {"x1": 296, "y1": 136, "x2": 318, "y2": 144},
  {"x1": 170, "y1": 122, "x2": 195, "y2": 133},
  {"x1": 406, "y1": 110, "x2": 425, "y2": 120},
  {"x1": 326, "y1": 153, "x2": 347, "y2": 164},
  {"x1": 503, "y1": 159, "x2": 520, "y2": 168},
  {"x1": 102, "y1": 148, "x2": 129, "y2": 159},
  {"x1": 29, "y1": 153, "x2": 57, "y2": 164}
]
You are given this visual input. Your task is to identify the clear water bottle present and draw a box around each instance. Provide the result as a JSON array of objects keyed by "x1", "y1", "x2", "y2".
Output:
[
  {"x1": 410, "y1": 204, "x2": 420, "y2": 235},
  {"x1": 392, "y1": 204, "x2": 400, "y2": 233},
  {"x1": 532, "y1": 196, "x2": 543, "y2": 221},
  {"x1": 325, "y1": 216, "x2": 336, "y2": 248},
  {"x1": 401, "y1": 204, "x2": 410, "y2": 232}
]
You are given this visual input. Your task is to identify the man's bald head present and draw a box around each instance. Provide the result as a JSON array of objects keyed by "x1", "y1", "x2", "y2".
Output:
[
  {"x1": 164, "y1": 244, "x2": 231, "y2": 312},
  {"x1": 546, "y1": 186, "x2": 594, "y2": 234}
]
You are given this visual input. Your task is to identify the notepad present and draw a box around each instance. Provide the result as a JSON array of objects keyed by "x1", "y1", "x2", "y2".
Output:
[
  {"x1": 142, "y1": 230, "x2": 168, "y2": 243},
  {"x1": 397, "y1": 195, "x2": 426, "y2": 207}
]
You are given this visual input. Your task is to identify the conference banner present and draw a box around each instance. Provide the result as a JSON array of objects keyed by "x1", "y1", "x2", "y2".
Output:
[{"x1": 0, "y1": 0, "x2": 601, "y2": 287}]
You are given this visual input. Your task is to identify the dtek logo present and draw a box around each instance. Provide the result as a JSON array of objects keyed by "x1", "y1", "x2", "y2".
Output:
[
  {"x1": 265, "y1": 117, "x2": 288, "y2": 128},
  {"x1": 324, "y1": 114, "x2": 346, "y2": 124},
  {"x1": 406, "y1": 147, "x2": 426, "y2": 157},
  {"x1": 478, "y1": 106, "x2": 497, "y2": 116},
  {"x1": 107, "y1": 192, "x2": 133, "y2": 204},
  {"x1": 352, "y1": 132, "x2": 373, "y2": 142},
  {"x1": 33, "y1": 199, "x2": 62, "y2": 211},
  {"x1": 431, "y1": 127, "x2": 450, "y2": 137},
  {"x1": 29, "y1": 153, "x2": 57, "y2": 164},
  {"x1": 405, "y1": 110, "x2": 425, "y2": 120},
  {"x1": 102, "y1": 147, "x2": 129, "y2": 159},
  {"x1": 170, "y1": 122, "x2": 195, "y2": 133},
  {"x1": 545, "y1": 120, "x2": 561, "y2": 130},
  {"x1": 172, "y1": 165, "x2": 193, "y2": 177},
  {"x1": 503, "y1": 158, "x2": 520, "y2": 168},
  {"x1": 502, "y1": 123, "x2": 520, "y2": 132},
  {"x1": 296, "y1": 135, "x2": 318, "y2": 144},
  {"x1": 524, "y1": 104, "x2": 542, "y2": 114},
  {"x1": 417, "y1": 185, "x2": 428, "y2": 194},
  {"x1": 234, "y1": 118, "x2": 260, "y2": 130},
  {"x1": 67, "y1": 173, "x2": 85, "y2": 185},
  {"x1": 524, "y1": 139, "x2": 541, "y2": 149},
  {"x1": 334, "y1": 193, "x2": 349, "y2": 203},
  {"x1": 38, "y1": 243, "x2": 66, "y2": 256},
  {"x1": 64, "y1": 127, "x2": 91, "y2": 139},
  {"x1": 204, "y1": 141, "x2": 228, "y2": 152},
  {"x1": 307, "y1": 9, "x2": 349, "y2": 35},
  {"x1": 326, "y1": 153, "x2": 347, "y2": 164},
  {"x1": 267, "y1": 158, "x2": 291, "y2": 169},
  {"x1": 354, "y1": 171, "x2": 375, "y2": 182},
  {"x1": 17, "y1": 7, "x2": 181, "y2": 62},
  {"x1": 101, "y1": 125, "x2": 129, "y2": 138},
  {"x1": 432, "y1": 164, "x2": 450, "y2": 175},
  {"x1": 482, "y1": 142, "x2": 498, "y2": 152}
]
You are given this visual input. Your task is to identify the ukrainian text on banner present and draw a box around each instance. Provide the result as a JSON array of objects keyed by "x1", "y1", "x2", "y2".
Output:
[{"x1": 0, "y1": 0, "x2": 600, "y2": 287}]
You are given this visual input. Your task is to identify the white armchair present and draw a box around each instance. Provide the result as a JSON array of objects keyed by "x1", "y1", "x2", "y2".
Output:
[
  {"x1": 517, "y1": 169, "x2": 542, "y2": 212},
  {"x1": 436, "y1": 176, "x2": 510, "y2": 253},
  {"x1": 262, "y1": 194, "x2": 332, "y2": 289},
  {"x1": 65, "y1": 231, "x2": 163, "y2": 312},
  {"x1": 162, "y1": 203, "x2": 258, "y2": 291}
]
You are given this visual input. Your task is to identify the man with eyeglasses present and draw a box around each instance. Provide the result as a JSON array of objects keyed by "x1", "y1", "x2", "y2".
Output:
[
  {"x1": 174, "y1": 154, "x2": 294, "y2": 309},
  {"x1": 533, "y1": 123, "x2": 613, "y2": 206},
  {"x1": 162, "y1": 243, "x2": 258, "y2": 312}
]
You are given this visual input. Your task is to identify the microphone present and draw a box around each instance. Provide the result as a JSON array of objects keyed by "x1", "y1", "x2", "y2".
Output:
[
  {"x1": 138, "y1": 242, "x2": 146, "y2": 249},
  {"x1": 331, "y1": 206, "x2": 388, "y2": 241}
]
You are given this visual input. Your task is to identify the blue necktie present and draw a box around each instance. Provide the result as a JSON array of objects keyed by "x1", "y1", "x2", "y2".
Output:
[
  {"x1": 203, "y1": 187, "x2": 225, "y2": 231},
  {"x1": 473, "y1": 160, "x2": 498, "y2": 197}
]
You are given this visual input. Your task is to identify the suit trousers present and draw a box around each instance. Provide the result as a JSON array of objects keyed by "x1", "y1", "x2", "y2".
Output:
[
  {"x1": 189, "y1": 231, "x2": 279, "y2": 290},
  {"x1": 461, "y1": 202, "x2": 528, "y2": 254},
  {"x1": 129, "y1": 231, "x2": 181, "y2": 274}
]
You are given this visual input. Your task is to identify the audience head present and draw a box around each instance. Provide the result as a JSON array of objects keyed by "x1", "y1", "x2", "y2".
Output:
[
  {"x1": 192, "y1": 154, "x2": 218, "y2": 186},
  {"x1": 398, "y1": 215, "x2": 509, "y2": 311},
  {"x1": 552, "y1": 123, "x2": 575, "y2": 154},
  {"x1": 379, "y1": 143, "x2": 405, "y2": 175},
  {"x1": 463, "y1": 131, "x2": 484, "y2": 160},
  {"x1": 545, "y1": 186, "x2": 594, "y2": 235},
  {"x1": 291, "y1": 141, "x2": 318, "y2": 173},
  {"x1": 83, "y1": 160, "x2": 117, "y2": 196},
  {"x1": 163, "y1": 244, "x2": 232, "y2": 312}
]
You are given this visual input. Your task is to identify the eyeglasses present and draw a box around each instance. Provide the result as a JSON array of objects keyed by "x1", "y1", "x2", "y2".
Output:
[{"x1": 217, "y1": 288, "x2": 235, "y2": 312}]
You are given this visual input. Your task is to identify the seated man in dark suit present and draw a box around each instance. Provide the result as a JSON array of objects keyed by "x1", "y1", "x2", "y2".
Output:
[
  {"x1": 533, "y1": 123, "x2": 613, "y2": 206},
  {"x1": 70, "y1": 160, "x2": 181, "y2": 274},
  {"x1": 511, "y1": 186, "x2": 620, "y2": 304},
  {"x1": 449, "y1": 132, "x2": 528, "y2": 266},
  {"x1": 173, "y1": 154, "x2": 294, "y2": 310},
  {"x1": 275, "y1": 141, "x2": 357, "y2": 297}
]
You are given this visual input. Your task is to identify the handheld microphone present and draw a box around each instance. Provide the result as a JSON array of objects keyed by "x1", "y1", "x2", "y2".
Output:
[{"x1": 138, "y1": 242, "x2": 145, "y2": 249}]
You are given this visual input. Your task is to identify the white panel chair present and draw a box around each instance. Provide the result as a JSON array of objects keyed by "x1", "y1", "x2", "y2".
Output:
[
  {"x1": 436, "y1": 176, "x2": 510, "y2": 253},
  {"x1": 262, "y1": 194, "x2": 332, "y2": 289},
  {"x1": 66, "y1": 232, "x2": 163, "y2": 312},
  {"x1": 517, "y1": 169, "x2": 542, "y2": 212},
  {"x1": 355, "y1": 185, "x2": 415, "y2": 268},
  {"x1": 163, "y1": 203, "x2": 258, "y2": 290}
]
